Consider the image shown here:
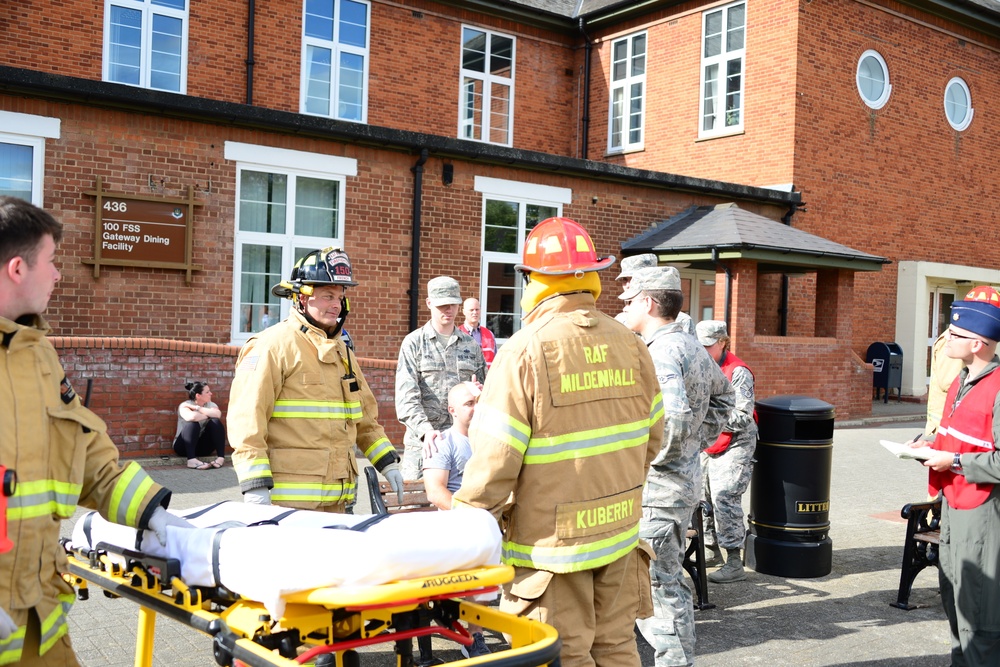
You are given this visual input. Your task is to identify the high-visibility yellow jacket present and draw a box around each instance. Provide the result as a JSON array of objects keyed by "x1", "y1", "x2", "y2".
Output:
[
  {"x1": 0, "y1": 315, "x2": 170, "y2": 663},
  {"x1": 453, "y1": 292, "x2": 665, "y2": 573},
  {"x1": 229, "y1": 309, "x2": 397, "y2": 508}
]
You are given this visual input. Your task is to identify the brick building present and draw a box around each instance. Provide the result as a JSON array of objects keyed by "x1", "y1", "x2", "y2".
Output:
[{"x1": 3, "y1": 0, "x2": 996, "y2": 454}]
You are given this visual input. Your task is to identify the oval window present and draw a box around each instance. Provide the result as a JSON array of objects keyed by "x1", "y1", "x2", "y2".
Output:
[
  {"x1": 856, "y1": 50, "x2": 891, "y2": 110},
  {"x1": 944, "y1": 77, "x2": 973, "y2": 131}
]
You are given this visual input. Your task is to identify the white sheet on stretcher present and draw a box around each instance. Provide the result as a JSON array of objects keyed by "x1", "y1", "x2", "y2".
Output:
[{"x1": 70, "y1": 502, "x2": 501, "y2": 618}]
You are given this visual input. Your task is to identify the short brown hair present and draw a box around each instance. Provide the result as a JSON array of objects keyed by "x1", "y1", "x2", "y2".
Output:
[
  {"x1": 644, "y1": 289, "x2": 683, "y2": 320},
  {"x1": 0, "y1": 197, "x2": 63, "y2": 267}
]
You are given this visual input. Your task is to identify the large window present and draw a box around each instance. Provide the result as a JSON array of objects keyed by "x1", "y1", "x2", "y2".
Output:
[
  {"x1": 460, "y1": 27, "x2": 515, "y2": 146},
  {"x1": 699, "y1": 1, "x2": 745, "y2": 138},
  {"x1": 301, "y1": 0, "x2": 370, "y2": 122},
  {"x1": 103, "y1": 0, "x2": 187, "y2": 92},
  {"x1": 226, "y1": 142, "x2": 356, "y2": 344},
  {"x1": 608, "y1": 32, "x2": 646, "y2": 153},
  {"x1": 0, "y1": 112, "x2": 61, "y2": 205},
  {"x1": 475, "y1": 177, "x2": 571, "y2": 342}
]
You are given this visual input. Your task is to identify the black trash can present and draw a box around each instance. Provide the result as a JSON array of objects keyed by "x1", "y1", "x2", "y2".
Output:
[{"x1": 745, "y1": 395, "x2": 834, "y2": 578}]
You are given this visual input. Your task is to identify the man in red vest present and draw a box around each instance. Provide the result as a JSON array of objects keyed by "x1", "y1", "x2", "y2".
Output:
[
  {"x1": 921, "y1": 286, "x2": 1000, "y2": 666},
  {"x1": 696, "y1": 320, "x2": 757, "y2": 583},
  {"x1": 459, "y1": 297, "x2": 497, "y2": 370}
]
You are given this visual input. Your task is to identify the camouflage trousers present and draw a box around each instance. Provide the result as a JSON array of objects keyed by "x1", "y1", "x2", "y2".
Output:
[
  {"x1": 400, "y1": 439, "x2": 424, "y2": 481},
  {"x1": 637, "y1": 505, "x2": 696, "y2": 667},
  {"x1": 701, "y1": 439, "x2": 755, "y2": 550}
]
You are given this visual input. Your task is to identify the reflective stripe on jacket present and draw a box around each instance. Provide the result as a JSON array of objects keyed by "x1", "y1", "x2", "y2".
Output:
[
  {"x1": 0, "y1": 316, "x2": 169, "y2": 659},
  {"x1": 454, "y1": 292, "x2": 665, "y2": 574},
  {"x1": 229, "y1": 309, "x2": 397, "y2": 508}
]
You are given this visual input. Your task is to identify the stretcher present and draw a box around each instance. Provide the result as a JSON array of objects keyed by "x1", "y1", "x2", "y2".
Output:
[{"x1": 64, "y1": 502, "x2": 560, "y2": 667}]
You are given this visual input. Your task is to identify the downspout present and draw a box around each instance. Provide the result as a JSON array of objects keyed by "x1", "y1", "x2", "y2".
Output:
[
  {"x1": 712, "y1": 248, "x2": 732, "y2": 327},
  {"x1": 408, "y1": 149, "x2": 429, "y2": 331},
  {"x1": 246, "y1": 0, "x2": 256, "y2": 105},
  {"x1": 578, "y1": 18, "x2": 592, "y2": 160}
]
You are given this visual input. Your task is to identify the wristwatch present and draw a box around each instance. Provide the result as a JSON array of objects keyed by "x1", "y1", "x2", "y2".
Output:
[{"x1": 952, "y1": 452, "x2": 962, "y2": 471}]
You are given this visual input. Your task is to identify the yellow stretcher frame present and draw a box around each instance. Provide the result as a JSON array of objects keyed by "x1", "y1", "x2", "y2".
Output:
[{"x1": 63, "y1": 542, "x2": 560, "y2": 667}]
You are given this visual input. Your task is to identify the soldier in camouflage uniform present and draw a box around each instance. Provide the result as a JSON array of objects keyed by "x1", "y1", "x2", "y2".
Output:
[
  {"x1": 696, "y1": 320, "x2": 758, "y2": 583},
  {"x1": 616, "y1": 254, "x2": 695, "y2": 335},
  {"x1": 396, "y1": 276, "x2": 487, "y2": 480},
  {"x1": 620, "y1": 267, "x2": 734, "y2": 667}
]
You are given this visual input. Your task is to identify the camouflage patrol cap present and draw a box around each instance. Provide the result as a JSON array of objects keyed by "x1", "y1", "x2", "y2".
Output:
[
  {"x1": 696, "y1": 320, "x2": 729, "y2": 346},
  {"x1": 618, "y1": 266, "x2": 681, "y2": 301},
  {"x1": 427, "y1": 276, "x2": 462, "y2": 307},
  {"x1": 617, "y1": 253, "x2": 658, "y2": 282}
]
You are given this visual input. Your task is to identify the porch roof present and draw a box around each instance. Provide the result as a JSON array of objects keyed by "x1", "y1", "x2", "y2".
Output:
[{"x1": 621, "y1": 203, "x2": 890, "y2": 273}]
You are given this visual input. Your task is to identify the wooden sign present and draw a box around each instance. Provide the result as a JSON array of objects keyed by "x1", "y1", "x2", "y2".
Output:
[{"x1": 84, "y1": 177, "x2": 202, "y2": 283}]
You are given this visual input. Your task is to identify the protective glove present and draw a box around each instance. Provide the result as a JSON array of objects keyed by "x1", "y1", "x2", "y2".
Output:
[
  {"x1": 243, "y1": 487, "x2": 271, "y2": 505},
  {"x1": 148, "y1": 506, "x2": 195, "y2": 547},
  {"x1": 382, "y1": 463, "x2": 404, "y2": 503},
  {"x1": 0, "y1": 607, "x2": 16, "y2": 640}
]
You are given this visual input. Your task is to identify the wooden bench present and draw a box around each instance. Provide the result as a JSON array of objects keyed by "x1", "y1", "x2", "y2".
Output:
[
  {"x1": 890, "y1": 496, "x2": 942, "y2": 610},
  {"x1": 363, "y1": 466, "x2": 436, "y2": 515}
]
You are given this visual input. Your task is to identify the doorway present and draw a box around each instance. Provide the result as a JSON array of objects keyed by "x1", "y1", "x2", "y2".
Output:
[{"x1": 926, "y1": 287, "x2": 957, "y2": 382}]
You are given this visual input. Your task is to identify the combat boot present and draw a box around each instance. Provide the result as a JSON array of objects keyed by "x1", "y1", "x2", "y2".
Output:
[
  {"x1": 704, "y1": 543, "x2": 724, "y2": 567},
  {"x1": 708, "y1": 550, "x2": 746, "y2": 583}
]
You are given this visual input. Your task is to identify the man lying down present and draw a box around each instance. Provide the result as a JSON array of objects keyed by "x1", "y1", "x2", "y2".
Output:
[{"x1": 70, "y1": 502, "x2": 501, "y2": 618}]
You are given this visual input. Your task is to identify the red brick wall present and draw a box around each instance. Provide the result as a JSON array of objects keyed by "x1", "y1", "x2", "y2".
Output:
[
  {"x1": 740, "y1": 336, "x2": 872, "y2": 421},
  {"x1": 2, "y1": 0, "x2": 580, "y2": 157},
  {"x1": 51, "y1": 337, "x2": 404, "y2": 458},
  {"x1": 791, "y1": 0, "x2": 1000, "y2": 357},
  {"x1": 585, "y1": 0, "x2": 799, "y2": 186},
  {"x1": 4, "y1": 90, "x2": 770, "y2": 359}
]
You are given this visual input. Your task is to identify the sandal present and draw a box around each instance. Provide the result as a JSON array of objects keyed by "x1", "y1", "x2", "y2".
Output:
[
  {"x1": 187, "y1": 459, "x2": 212, "y2": 470},
  {"x1": 210, "y1": 457, "x2": 225, "y2": 469}
]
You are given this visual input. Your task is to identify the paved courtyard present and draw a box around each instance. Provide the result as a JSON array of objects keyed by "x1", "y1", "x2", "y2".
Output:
[{"x1": 63, "y1": 410, "x2": 951, "y2": 666}]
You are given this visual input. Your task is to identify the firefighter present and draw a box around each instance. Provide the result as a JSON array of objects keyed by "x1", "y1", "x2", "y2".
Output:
[
  {"x1": 453, "y1": 217, "x2": 666, "y2": 667},
  {"x1": 229, "y1": 247, "x2": 403, "y2": 510},
  {"x1": 0, "y1": 196, "x2": 189, "y2": 664}
]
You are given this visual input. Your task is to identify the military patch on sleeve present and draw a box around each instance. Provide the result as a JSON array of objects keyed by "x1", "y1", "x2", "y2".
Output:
[
  {"x1": 741, "y1": 384, "x2": 754, "y2": 399},
  {"x1": 60, "y1": 376, "x2": 77, "y2": 404},
  {"x1": 239, "y1": 355, "x2": 259, "y2": 372}
]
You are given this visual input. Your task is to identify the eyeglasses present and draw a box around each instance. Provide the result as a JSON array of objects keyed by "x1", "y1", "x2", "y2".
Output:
[{"x1": 946, "y1": 328, "x2": 985, "y2": 343}]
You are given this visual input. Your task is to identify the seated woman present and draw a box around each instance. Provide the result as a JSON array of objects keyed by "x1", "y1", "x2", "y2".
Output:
[{"x1": 174, "y1": 381, "x2": 227, "y2": 470}]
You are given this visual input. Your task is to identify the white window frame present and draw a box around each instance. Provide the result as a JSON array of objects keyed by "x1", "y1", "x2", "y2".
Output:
[
  {"x1": 102, "y1": 0, "x2": 189, "y2": 93},
  {"x1": 856, "y1": 49, "x2": 891, "y2": 110},
  {"x1": 944, "y1": 77, "x2": 973, "y2": 131},
  {"x1": 458, "y1": 26, "x2": 516, "y2": 147},
  {"x1": 300, "y1": 0, "x2": 371, "y2": 123},
  {"x1": 607, "y1": 31, "x2": 647, "y2": 154},
  {"x1": 225, "y1": 142, "x2": 357, "y2": 345},
  {"x1": 474, "y1": 177, "x2": 571, "y2": 344},
  {"x1": 0, "y1": 111, "x2": 61, "y2": 206},
  {"x1": 699, "y1": 0, "x2": 746, "y2": 139}
]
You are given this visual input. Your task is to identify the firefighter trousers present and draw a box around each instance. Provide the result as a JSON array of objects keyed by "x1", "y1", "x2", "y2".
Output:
[{"x1": 500, "y1": 546, "x2": 652, "y2": 667}]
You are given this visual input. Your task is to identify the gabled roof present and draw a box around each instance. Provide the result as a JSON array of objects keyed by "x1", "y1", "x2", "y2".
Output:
[{"x1": 621, "y1": 204, "x2": 890, "y2": 272}]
